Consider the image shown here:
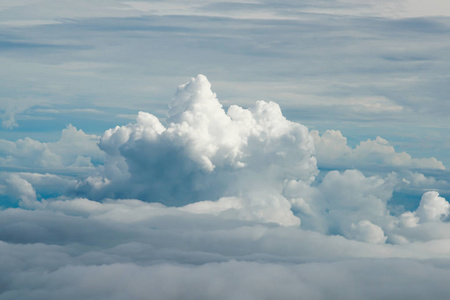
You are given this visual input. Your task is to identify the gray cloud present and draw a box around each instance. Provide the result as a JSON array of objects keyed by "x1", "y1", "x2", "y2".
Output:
[
  {"x1": 3, "y1": 258, "x2": 450, "y2": 300},
  {"x1": 2, "y1": 201, "x2": 450, "y2": 299}
]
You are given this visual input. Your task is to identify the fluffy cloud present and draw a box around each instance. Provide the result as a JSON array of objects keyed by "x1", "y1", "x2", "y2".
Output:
[
  {"x1": 399, "y1": 191, "x2": 450, "y2": 227},
  {"x1": 0, "y1": 124, "x2": 104, "y2": 172},
  {"x1": 78, "y1": 75, "x2": 316, "y2": 225},
  {"x1": 387, "y1": 191, "x2": 450, "y2": 244},
  {"x1": 416, "y1": 191, "x2": 450, "y2": 222},
  {"x1": 0, "y1": 125, "x2": 103, "y2": 210},
  {"x1": 4, "y1": 174, "x2": 37, "y2": 208},
  {"x1": 311, "y1": 130, "x2": 445, "y2": 170},
  {"x1": 349, "y1": 220, "x2": 387, "y2": 244},
  {"x1": 284, "y1": 169, "x2": 397, "y2": 241}
]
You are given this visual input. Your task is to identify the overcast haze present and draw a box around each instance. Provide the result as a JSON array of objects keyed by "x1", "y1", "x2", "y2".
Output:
[{"x1": 1, "y1": 1, "x2": 450, "y2": 299}]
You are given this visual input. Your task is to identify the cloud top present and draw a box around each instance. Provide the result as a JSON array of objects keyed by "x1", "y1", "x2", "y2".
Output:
[
  {"x1": 311, "y1": 130, "x2": 445, "y2": 170},
  {"x1": 78, "y1": 75, "x2": 317, "y2": 225}
]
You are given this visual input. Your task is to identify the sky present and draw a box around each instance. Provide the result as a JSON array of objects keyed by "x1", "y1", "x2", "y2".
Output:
[{"x1": 1, "y1": 0, "x2": 450, "y2": 299}]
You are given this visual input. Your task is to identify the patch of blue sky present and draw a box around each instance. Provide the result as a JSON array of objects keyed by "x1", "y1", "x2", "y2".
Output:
[
  {"x1": 0, "y1": 194, "x2": 19, "y2": 209},
  {"x1": 0, "y1": 104, "x2": 139, "y2": 140}
]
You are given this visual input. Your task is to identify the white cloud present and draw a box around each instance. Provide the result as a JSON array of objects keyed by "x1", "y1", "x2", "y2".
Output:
[
  {"x1": 416, "y1": 191, "x2": 450, "y2": 223},
  {"x1": 401, "y1": 171, "x2": 447, "y2": 188},
  {"x1": 398, "y1": 211, "x2": 420, "y2": 228},
  {"x1": 0, "y1": 124, "x2": 104, "y2": 172},
  {"x1": 396, "y1": 191, "x2": 450, "y2": 228},
  {"x1": 350, "y1": 220, "x2": 387, "y2": 244},
  {"x1": 285, "y1": 169, "x2": 395, "y2": 240},
  {"x1": 4, "y1": 173, "x2": 37, "y2": 208},
  {"x1": 5, "y1": 172, "x2": 77, "y2": 196},
  {"x1": 389, "y1": 191, "x2": 450, "y2": 244},
  {"x1": 80, "y1": 75, "x2": 316, "y2": 226},
  {"x1": 311, "y1": 130, "x2": 445, "y2": 170}
]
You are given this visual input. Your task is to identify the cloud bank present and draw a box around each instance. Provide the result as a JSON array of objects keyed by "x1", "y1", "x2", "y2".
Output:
[
  {"x1": 311, "y1": 129, "x2": 445, "y2": 171},
  {"x1": 1, "y1": 75, "x2": 450, "y2": 299}
]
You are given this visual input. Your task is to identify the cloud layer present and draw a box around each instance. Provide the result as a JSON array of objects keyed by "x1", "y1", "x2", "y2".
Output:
[{"x1": 1, "y1": 75, "x2": 450, "y2": 299}]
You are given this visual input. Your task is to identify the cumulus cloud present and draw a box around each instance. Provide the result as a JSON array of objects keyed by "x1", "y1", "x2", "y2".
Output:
[
  {"x1": 349, "y1": 220, "x2": 387, "y2": 244},
  {"x1": 284, "y1": 169, "x2": 397, "y2": 241},
  {"x1": 396, "y1": 191, "x2": 449, "y2": 229},
  {"x1": 0, "y1": 172, "x2": 78, "y2": 208},
  {"x1": 385, "y1": 191, "x2": 450, "y2": 245},
  {"x1": 0, "y1": 125, "x2": 103, "y2": 210},
  {"x1": 311, "y1": 130, "x2": 445, "y2": 170},
  {"x1": 4, "y1": 174, "x2": 37, "y2": 208},
  {"x1": 416, "y1": 191, "x2": 450, "y2": 223},
  {"x1": 78, "y1": 75, "x2": 316, "y2": 225},
  {"x1": 0, "y1": 124, "x2": 104, "y2": 172}
]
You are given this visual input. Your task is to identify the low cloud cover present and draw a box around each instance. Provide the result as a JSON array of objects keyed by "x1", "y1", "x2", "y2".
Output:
[{"x1": 1, "y1": 75, "x2": 450, "y2": 298}]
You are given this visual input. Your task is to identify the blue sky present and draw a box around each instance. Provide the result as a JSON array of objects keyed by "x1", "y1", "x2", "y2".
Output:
[{"x1": 1, "y1": 1, "x2": 450, "y2": 299}]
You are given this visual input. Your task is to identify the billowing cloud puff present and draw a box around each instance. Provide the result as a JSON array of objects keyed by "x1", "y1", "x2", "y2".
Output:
[
  {"x1": 78, "y1": 75, "x2": 317, "y2": 225},
  {"x1": 284, "y1": 169, "x2": 395, "y2": 240},
  {"x1": 4, "y1": 173, "x2": 37, "y2": 208},
  {"x1": 311, "y1": 129, "x2": 445, "y2": 170},
  {"x1": 387, "y1": 191, "x2": 450, "y2": 244},
  {"x1": 349, "y1": 220, "x2": 387, "y2": 244},
  {"x1": 416, "y1": 191, "x2": 450, "y2": 222},
  {"x1": 396, "y1": 191, "x2": 450, "y2": 229},
  {"x1": 0, "y1": 124, "x2": 103, "y2": 172}
]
